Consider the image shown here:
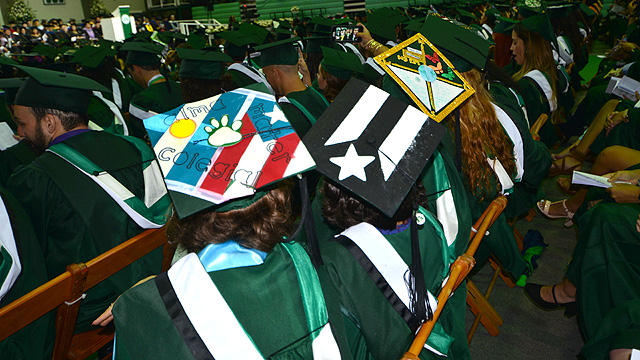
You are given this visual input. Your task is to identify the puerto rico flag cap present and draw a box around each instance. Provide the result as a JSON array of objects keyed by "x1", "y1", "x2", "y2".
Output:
[{"x1": 303, "y1": 78, "x2": 446, "y2": 217}]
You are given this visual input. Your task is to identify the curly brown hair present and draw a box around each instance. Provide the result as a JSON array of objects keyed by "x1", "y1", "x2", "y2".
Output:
[
  {"x1": 166, "y1": 186, "x2": 294, "y2": 254},
  {"x1": 319, "y1": 64, "x2": 350, "y2": 103},
  {"x1": 450, "y1": 68, "x2": 516, "y2": 201},
  {"x1": 321, "y1": 179, "x2": 425, "y2": 231}
]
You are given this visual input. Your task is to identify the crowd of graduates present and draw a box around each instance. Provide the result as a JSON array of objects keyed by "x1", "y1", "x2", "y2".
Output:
[{"x1": 0, "y1": 0, "x2": 639, "y2": 359}]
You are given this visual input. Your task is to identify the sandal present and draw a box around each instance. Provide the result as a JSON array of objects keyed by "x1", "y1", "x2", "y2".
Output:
[
  {"x1": 537, "y1": 199, "x2": 575, "y2": 227},
  {"x1": 556, "y1": 176, "x2": 579, "y2": 196},
  {"x1": 548, "y1": 147, "x2": 586, "y2": 177}
]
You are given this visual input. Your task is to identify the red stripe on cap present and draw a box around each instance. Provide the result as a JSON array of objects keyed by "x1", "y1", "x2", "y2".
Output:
[
  {"x1": 200, "y1": 113, "x2": 257, "y2": 195},
  {"x1": 255, "y1": 132, "x2": 300, "y2": 188}
]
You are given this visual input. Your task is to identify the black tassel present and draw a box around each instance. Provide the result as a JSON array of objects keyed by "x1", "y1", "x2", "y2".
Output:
[
  {"x1": 405, "y1": 188, "x2": 432, "y2": 325},
  {"x1": 289, "y1": 176, "x2": 323, "y2": 268},
  {"x1": 454, "y1": 107, "x2": 462, "y2": 173}
]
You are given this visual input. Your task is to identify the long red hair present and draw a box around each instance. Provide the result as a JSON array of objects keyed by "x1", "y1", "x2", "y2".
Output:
[{"x1": 450, "y1": 68, "x2": 516, "y2": 201}]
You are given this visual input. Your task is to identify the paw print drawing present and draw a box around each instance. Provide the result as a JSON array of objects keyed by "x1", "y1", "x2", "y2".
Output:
[{"x1": 204, "y1": 114, "x2": 243, "y2": 147}]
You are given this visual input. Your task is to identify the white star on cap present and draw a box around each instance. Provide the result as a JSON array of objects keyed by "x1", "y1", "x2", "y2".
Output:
[
  {"x1": 330, "y1": 144, "x2": 375, "y2": 181},
  {"x1": 265, "y1": 105, "x2": 289, "y2": 125}
]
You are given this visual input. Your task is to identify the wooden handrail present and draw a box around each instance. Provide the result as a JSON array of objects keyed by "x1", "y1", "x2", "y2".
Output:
[{"x1": 401, "y1": 196, "x2": 507, "y2": 359}]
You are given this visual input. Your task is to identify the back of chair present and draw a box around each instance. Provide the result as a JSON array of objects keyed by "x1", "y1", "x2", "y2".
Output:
[
  {"x1": 400, "y1": 196, "x2": 508, "y2": 360},
  {"x1": 0, "y1": 227, "x2": 174, "y2": 360}
]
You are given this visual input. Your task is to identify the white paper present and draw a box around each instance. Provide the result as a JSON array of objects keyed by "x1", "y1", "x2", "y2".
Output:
[
  {"x1": 631, "y1": 349, "x2": 640, "y2": 360},
  {"x1": 605, "y1": 76, "x2": 620, "y2": 95},
  {"x1": 0, "y1": 122, "x2": 18, "y2": 151},
  {"x1": 611, "y1": 76, "x2": 640, "y2": 100},
  {"x1": 571, "y1": 170, "x2": 632, "y2": 188}
]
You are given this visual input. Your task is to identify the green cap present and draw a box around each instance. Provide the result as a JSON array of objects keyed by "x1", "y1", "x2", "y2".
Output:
[
  {"x1": 178, "y1": 48, "x2": 232, "y2": 79},
  {"x1": 32, "y1": 44, "x2": 59, "y2": 60},
  {"x1": 275, "y1": 27, "x2": 294, "y2": 41},
  {"x1": 121, "y1": 41, "x2": 164, "y2": 66},
  {"x1": 404, "y1": 18, "x2": 425, "y2": 35},
  {"x1": 493, "y1": 16, "x2": 519, "y2": 35},
  {"x1": 455, "y1": 8, "x2": 477, "y2": 24},
  {"x1": 309, "y1": 16, "x2": 335, "y2": 33},
  {"x1": 240, "y1": 23, "x2": 270, "y2": 44},
  {"x1": 186, "y1": 33, "x2": 207, "y2": 49},
  {"x1": 546, "y1": 3, "x2": 573, "y2": 19},
  {"x1": 217, "y1": 30, "x2": 263, "y2": 60},
  {"x1": 367, "y1": 9, "x2": 406, "y2": 42},
  {"x1": 420, "y1": 15, "x2": 490, "y2": 72},
  {"x1": 520, "y1": 14, "x2": 555, "y2": 43},
  {"x1": 516, "y1": 0, "x2": 544, "y2": 18},
  {"x1": 0, "y1": 77, "x2": 26, "y2": 105},
  {"x1": 320, "y1": 46, "x2": 362, "y2": 80},
  {"x1": 253, "y1": 37, "x2": 300, "y2": 67},
  {"x1": 72, "y1": 45, "x2": 116, "y2": 68},
  {"x1": 14, "y1": 65, "x2": 110, "y2": 113}
]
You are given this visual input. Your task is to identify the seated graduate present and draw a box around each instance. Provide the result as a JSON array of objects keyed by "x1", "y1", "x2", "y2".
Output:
[
  {"x1": 109, "y1": 84, "x2": 350, "y2": 360},
  {"x1": 0, "y1": 185, "x2": 53, "y2": 359},
  {"x1": 421, "y1": 15, "x2": 534, "y2": 286},
  {"x1": 509, "y1": 14, "x2": 561, "y2": 147},
  {"x1": 5, "y1": 66, "x2": 171, "y2": 333},
  {"x1": 526, "y1": 165, "x2": 640, "y2": 359},
  {"x1": 0, "y1": 78, "x2": 38, "y2": 187},
  {"x1": 316, "y1": 46, "x2": 363, "y2": 103},
  {"x1": 303, "y1": 76, "x2": 469, "y2": 359}
]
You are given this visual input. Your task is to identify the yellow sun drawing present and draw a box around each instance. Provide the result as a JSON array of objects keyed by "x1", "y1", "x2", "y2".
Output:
[{"x1": 169, "y1": 119, "x2": 197, "y2": 138}]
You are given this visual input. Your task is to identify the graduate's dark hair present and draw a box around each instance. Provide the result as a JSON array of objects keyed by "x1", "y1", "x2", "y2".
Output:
[
  {"x1": 166, "y1": 184, "x2": 294, "y2": 254},
  {"x1": 321, "y1": 179, "x2": 425, "y2": 231},
  {"x1": 30, "y1": 107, "x2": 89, "y2": 130},
  {"x1": 319, "y1": 64, "x2": 349, "y2": 103},
  {"x1": 179, "y1": 73, "x2": 234, "y2": 103}
]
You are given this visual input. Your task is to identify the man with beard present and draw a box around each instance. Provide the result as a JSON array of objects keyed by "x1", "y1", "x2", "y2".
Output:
[{"x1": 5, "y1": 66, "x2": 171, "y2": 335}]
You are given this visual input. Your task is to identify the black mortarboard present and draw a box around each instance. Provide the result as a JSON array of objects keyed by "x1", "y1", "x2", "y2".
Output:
[
  {"x1": 303, "y1": 78, "x2": 445, "y2": 217},
  {"x1": 14, "y1": 65, "x2": 110, "y2": 113}
]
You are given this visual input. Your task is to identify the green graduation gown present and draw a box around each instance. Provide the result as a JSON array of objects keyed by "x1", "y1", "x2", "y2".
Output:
[
  {"x1": 112, "y1": 243, "x2": 352, "y2": 360},
  {"x1": 0, "y1": 186, "x2": 54, "y2": 360},
  {"x1": 279, "y1": 86, "x2": 329, "y2": 137},
  {"x1": 581, "y1": 300, "x2": 640, "y2": 359},
  {"x1": 0, "y1": 141, "x2": 38, "y2": 187},
  {"x1": 5, "y1": 131, "x2": 164, "y2": 333},
  {"x1": 489, "y1": 82, "x2": 552, "y2": 218},
  {"x1": 128, "y1": 77, "x2": 184, "y2": 139},
  {"x1": 565, "y1": 201, "x2": 640, "y2": 345},
  {"x1": 516, "y1": 73, "x2": 558, "y2": 146}
]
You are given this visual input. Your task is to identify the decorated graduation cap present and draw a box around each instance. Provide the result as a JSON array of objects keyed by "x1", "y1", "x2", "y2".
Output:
[
  {"x1": 320, "y1": 46, "x2": 362, "y2": 80},
  {"x1": 121, "y1": 41, "x2": 164, "y2": 66},
  {"x1": 178, "y1": 48, "x2": 232, "y2": 80},
  {"x1": 516, "y1": 0, "x2": 544, "y2": 18},
  {"x1": 303, "y1": 77, "x2": 445, "y2": 217},
  {"x1": 0, "y1": 77, "x2": 26, "y2": 105},
  {"x1": 14, "y1": 65, "x2": 110, "y2": 114},
  {"x1": 143, "y1": 84, "x2": 315, "y2": 218},
  {"x1": 253, "y1": 37, "x2": 301, "y2": 67},
  {"x1": 371, "y1": 20, "x2": 476, "y2": 121}
]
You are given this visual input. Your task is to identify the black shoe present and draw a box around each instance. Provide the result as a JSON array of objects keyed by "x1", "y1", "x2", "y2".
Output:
[{"x1": 524, "y1": 283, "x2": 577, "y2": 317}]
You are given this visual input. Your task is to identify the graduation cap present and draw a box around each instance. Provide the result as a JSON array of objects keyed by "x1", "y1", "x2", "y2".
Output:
[
  {"x1": 253, "y1": 37, "x2": 300, "y2": 67},
  {"x1": 455, "y1": 8, "x2": 477, "y2": 24},
  {"x1": 72, "y1": 45, "x2": 116, "y2": 68},
  {"x1": 372, "y1": 31, "x2": 475, "y2": 122},
  {"x1": 309, "y1": 16, "x2": 335, "y2": 33},
  {"x1": 320, "y1": 46, "x2": 362, "y2": 80},
  {"x1": 14, "y1": 65, "x2": 110, "y2": 114},
  {"x1": 177, "y1": 48, "x2": 232, "y2": 80},
  {"x1": 217, "y1": 30, "x2": 262, "y2": 60},
  {"x1": 186, "y1": 33, "x2": 207, "y2": 49},
  {"x1": 302, "y1": 77, "x2": 445, "y2": 217},
  {"x1": 516, "y1": 0, "x2": 544, "y2": 18},
  {"x1": 518, "y1": 13, "x2": 555, "y2": 44},
  {"x1": 420, "y1": 15, "x2": 491, "y2": 71},
  {"x1": 143, "y1": 85, "x2": 316, "y2": 218},
  {"x1": 274, "y1": 27, "x2": 294, "y2": 41},
  {"x1": 240, "y1": 23, "x2": 270, "y2": 44},
  {"x1": 32, "y1": 44, "x2": 59, "y2": 60},
  {"x1": 121, "y1": 41, "x2": 164, "y2": 66},
  {"x1": 0, "y1": 77, "x2": 26, "y2": 105},
  {"x1": 366, "y1": 9, "x2": 406, "y2": 43},
  {"x1": 493, "y1": 16, "x2": 519, "y2": 34}
]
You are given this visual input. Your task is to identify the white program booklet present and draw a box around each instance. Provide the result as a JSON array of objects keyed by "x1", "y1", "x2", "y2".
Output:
[
  {"x1": 0, "y1": 122, "x2": 18, "y2": 151},
  {"x1": 631, "y1": 349, "x2": 640, "y2": 360},
  {"x1": 611, "y1": 76, "x2": 640, "y2": 100},
  {"x1": 572, "y1": 170, "x2": 633, "y2": 188}
]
